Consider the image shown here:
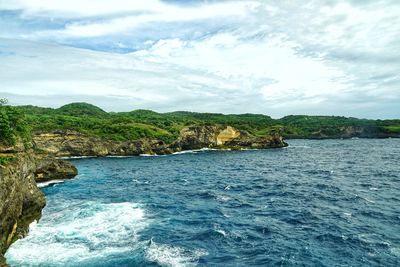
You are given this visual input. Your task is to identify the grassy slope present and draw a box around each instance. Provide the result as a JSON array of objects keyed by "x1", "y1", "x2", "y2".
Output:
[{"x1": 13, "y1": 103, "x2": 400, "y2": 142}]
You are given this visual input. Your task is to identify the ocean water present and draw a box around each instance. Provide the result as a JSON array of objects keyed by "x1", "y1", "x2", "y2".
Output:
[{"x1": 6, "y1": 139, "x2": 400, "y2": 266}]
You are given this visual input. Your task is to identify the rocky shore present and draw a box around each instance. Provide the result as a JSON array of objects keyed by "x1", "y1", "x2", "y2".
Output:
[
  {"x1": 0, "y1": 125, "x2": 286, "y2": 265},
  {"x1": 0, "y1": 148, "x2": 77, "y2": 266}
]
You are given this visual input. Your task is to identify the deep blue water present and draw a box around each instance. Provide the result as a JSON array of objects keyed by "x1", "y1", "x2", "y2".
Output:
[{"x1": 6, "y1": 139, "x2": 400, "y2": 266}]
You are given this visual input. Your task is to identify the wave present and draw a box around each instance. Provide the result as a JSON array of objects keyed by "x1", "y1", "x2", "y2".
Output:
[
  {"x1": 37, "y1": 179, "x2": 66, "y2": 188},
  {"x1": 172, "y1": 147, "x2": 231, "y2": 155},
  {"x1": 145, "y1": 241, "x2": 207, "y2": 267},
  {"x1": 57, "y1": 156, "x2": 97, "y2": 159},
  {"x1": 6, "y1": 202, "x2": 147, "y2": 266},
  {"x1": 286, "y1": 145, "x2": 311, "y2": 149}
]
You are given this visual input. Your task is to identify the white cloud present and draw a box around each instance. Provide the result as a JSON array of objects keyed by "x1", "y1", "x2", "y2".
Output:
[
  {"x1": 0, "y1": 0, "x2": 167, "y2": 17},
  {"x1": 0, "y1": 0, "x2": 399, "y2": 118},
  {"x1": 133, "y1": 33, "x2": 350, "y2": 101},
  {"x1": 44, "y1": 2, "x2": 254, "y2": 38}
]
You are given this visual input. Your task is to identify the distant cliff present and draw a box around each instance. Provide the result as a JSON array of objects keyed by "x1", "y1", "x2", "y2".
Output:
[
  {"x1": 283, "y1": 125, "x2": 400, "y2": 139},
  {"x1": 32, "y1": 125, "x2": 287, "y2": 157}
]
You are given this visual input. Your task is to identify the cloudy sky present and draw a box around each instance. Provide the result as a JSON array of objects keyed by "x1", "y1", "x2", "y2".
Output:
[{"x1": 0, "y1": 0, "x2": 399, "y2": 118}]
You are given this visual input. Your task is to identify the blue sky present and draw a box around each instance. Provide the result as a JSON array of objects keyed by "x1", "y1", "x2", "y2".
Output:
[{"x1": 0, "y1": 0, "x2": 399, "y2": 118}]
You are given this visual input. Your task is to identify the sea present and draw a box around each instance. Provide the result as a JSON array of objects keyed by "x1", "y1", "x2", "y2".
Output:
[{"x1": 5, "y1": 139, "x2": 400, "y2": 266}]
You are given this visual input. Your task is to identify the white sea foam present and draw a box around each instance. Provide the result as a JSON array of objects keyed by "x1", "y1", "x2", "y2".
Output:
[
  {"x1": 172, "y1": 147, "x2": 231, "y2": 155},
  {"x1": 5, "y1": 202, "x2": 147, "y2": 266},
  {"x1": 214, "y1": 224, "x2": 228, "y2": 237},
  {"x1": 145, "y1": 241, "x2": 207, "y2": 267},
  {"x1": 171, "y1": 150, "x2": 200, "y2": 155},
  {"x1": 57, "y1": 156, "x2": 96, "y2": 159},
  {"x1": 106, "y1": 155, "x2": 135, "y2": 158},
  {"x1": 215, "y1": 194, "x2": 231, "y2": 202},
  {"x1": 37, "y1": 179, "x2": 66, "y2": 188}
]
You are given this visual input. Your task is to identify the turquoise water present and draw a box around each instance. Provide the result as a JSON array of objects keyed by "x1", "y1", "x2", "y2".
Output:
[{"x1": 6, "y1": 139, "x2": 400, "y2": 266}]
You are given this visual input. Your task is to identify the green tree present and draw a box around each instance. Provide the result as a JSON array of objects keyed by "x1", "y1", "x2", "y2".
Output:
[{"x1": 0, "y1": 99, "x2": 31, "y2": 146}]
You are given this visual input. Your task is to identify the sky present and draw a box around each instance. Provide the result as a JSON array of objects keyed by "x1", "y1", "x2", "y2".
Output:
[{"x1": 0, "y1": 0, "x2": 399, "y2": 119}]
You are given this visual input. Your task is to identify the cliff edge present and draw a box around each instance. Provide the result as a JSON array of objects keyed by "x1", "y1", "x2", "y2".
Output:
[{"x1": 0, "y1": 148, "x2": 77, "y2": 266}]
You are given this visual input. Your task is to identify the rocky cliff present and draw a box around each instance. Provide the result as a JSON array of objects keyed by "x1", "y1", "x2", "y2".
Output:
[
  {"x1": 32, "y1": 126, "x2": 287, "y2": 157},
  {"x1": 32, "y1": 130, "x2": 172, "y2": 157},
  {"x1": 284, "y1": 125, "x2": 400, "y2": 139},
  {"x1": 0, "y1": 149, "x2": 77, "y2": 266},
  {"x1": 172, "y1": 125, "x2": 287, "y2": 151}
]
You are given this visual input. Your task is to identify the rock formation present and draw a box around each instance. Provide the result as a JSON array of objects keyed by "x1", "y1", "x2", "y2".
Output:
[
  {"x1": 32, "y1": 130, "x2": 172, "y2": 157},
  {"x1": 172, "y1": 125, "x2": 287, "y2": 151},
  {"x1": 0, "y1": 146, "x2": 77, "y2": 266}
]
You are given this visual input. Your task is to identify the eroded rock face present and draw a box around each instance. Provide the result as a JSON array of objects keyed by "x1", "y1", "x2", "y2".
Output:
[
  {"x1": 33, "y1": 131, "x2": 172, "y2": 157},
  {"x1": 34, "y1": 158, "x2": 78, "y2": 183},
  {"x1": 0, "y1": 153, "x2": 77, "y2": 266},
  {"x1": 172, "y1": 125, "x2": 288, "y2": 151}
]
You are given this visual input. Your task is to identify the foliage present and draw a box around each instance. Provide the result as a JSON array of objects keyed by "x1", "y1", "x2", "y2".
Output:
[
  {"x1": 57, "y1": 102, "x2": 108, "y2": 117},
  {"x1": 0, "y1": 156, "x2": 15, "y2": 166},
  {"x1": 0, "y1": 101, "x2": 31, "y2": 146},
  {"x1": 382, "y1": 126, "x2": 400, "y2": 133}
]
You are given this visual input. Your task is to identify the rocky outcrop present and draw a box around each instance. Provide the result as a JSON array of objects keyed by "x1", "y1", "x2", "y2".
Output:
[
  {"x1": 172, "y1": 125, "x2": 287, "y2": 151},
  {"x1": 33, "y1": 131, "x2": 172, "y2": 157},
  {"x1": 0, "y1": 153, "x2": 77, "y2": 266},
  {"x1": 33, "y1": 126, "x2": 287, "y2": 157},
  {"x1": 284, "y1": 125, "x2": 400, "y2": 139}
]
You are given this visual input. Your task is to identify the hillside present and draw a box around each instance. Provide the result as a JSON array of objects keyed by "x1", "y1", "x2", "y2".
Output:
[{"x1": 13, "y1": 103, "x2": 400, "y2": 142}]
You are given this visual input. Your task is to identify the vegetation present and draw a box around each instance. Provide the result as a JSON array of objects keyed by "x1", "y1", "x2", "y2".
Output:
[
  {"x1": 1, "y1": 101, "x2": 399, "y2": 144},
  {"x1": 0, "y1": 100, "x2": 31, "y2": 147},
  {"x1": 278, "y1": 115, "x2": 400, "y2": 138},
  {"x1": 0, "y1": 156, "x2": 15, "y2": 166}
]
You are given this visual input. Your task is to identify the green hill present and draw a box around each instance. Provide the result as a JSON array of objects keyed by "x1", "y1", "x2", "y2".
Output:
[{"x1": 57, "y1": 102, "x2": 107, "y2": 117}]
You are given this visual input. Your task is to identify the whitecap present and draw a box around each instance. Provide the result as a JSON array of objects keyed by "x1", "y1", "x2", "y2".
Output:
[
  {"x1": 215, "y1": 195, "x2": 231, "y2": 202},
  {"x1": 145, "y1": 241, "x2": 207, "y2": 267},
  {"x1": 213, "y1": 224, "x2": 228, "y2": 237}
]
